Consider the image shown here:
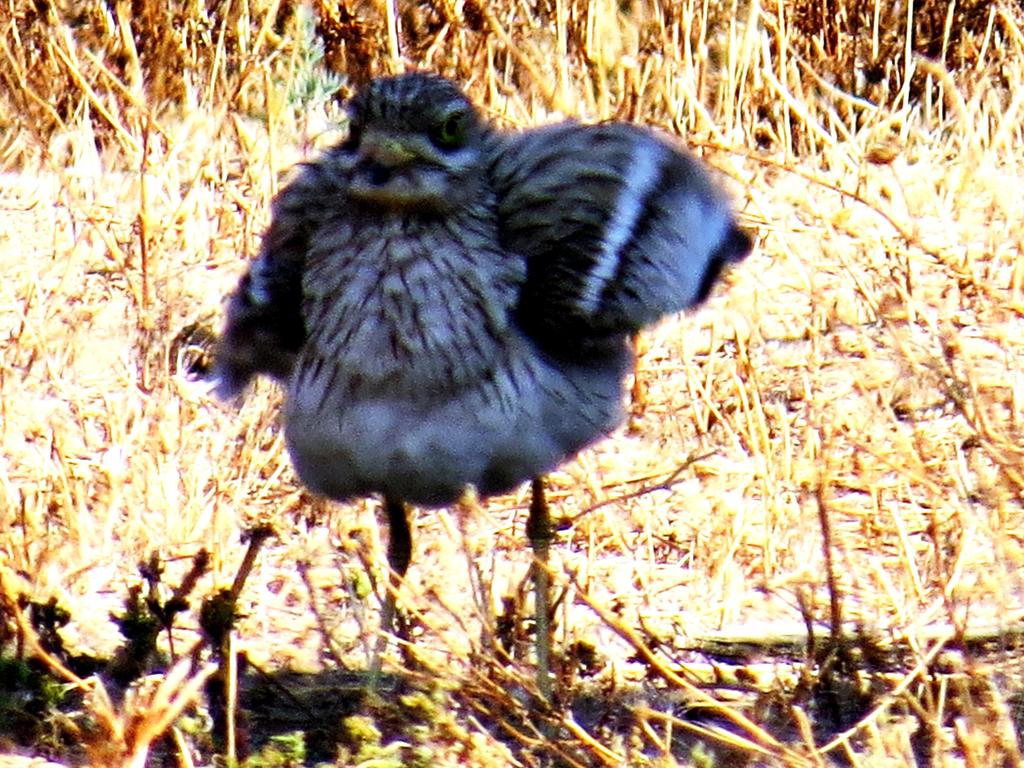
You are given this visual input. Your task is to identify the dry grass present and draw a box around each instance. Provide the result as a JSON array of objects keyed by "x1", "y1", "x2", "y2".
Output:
[{"x1": 2, "y1": 0, "x2": 1024, "y2": 765}]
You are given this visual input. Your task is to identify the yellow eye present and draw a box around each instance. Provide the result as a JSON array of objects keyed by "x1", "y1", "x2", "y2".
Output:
[{"x1": 434, "y1": 113, "x2": 465, "y2": 148}]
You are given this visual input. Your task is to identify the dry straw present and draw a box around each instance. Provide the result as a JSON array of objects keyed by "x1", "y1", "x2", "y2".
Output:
[{"x1": 1, "y1": 0, "x2": 1023, "y2": 765}]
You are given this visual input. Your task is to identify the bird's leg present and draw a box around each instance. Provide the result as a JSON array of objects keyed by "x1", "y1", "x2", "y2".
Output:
[
  {"x1": 628, "y1": 332, "x2": 649, "y2": 430},
  {"x1": 368, "y1": 496, "x2": 411, "y2": 687},
  {"x1": 526, "y1": 476, "x2": 554, "y2": 704}
]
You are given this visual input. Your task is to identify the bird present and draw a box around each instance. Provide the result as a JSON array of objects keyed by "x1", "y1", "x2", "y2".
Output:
[{"x1": 214, "y1": 71, "x2": 751, "y2": 702}]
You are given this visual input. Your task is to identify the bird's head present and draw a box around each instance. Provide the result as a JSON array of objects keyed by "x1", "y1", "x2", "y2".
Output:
[{"x1": 337, "y1": 73, "x2": 489, "y2": 211}]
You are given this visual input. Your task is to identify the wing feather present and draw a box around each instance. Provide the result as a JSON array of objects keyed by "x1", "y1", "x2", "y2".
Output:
[{"x1": 491, "y1": 123, "x2": 751, "y2": 355}]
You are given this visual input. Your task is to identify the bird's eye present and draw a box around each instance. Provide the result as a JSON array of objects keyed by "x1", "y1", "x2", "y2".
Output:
[{"x1": 432, "y1": 113, "x2": 466, "y2": 149}]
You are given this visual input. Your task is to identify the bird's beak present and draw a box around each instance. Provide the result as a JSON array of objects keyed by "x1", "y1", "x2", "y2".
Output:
[{"x1": 359, "y1": 130, "x2": 418, "y2": 167}]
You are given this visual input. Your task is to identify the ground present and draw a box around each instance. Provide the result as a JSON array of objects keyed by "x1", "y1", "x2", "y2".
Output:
[{"x1": 1, "y1": 2, "x2": 1023, "y2": 766}]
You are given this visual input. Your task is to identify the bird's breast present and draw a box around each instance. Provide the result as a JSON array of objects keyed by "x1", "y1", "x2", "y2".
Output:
[
  {"x1": 283, "y1": 211, "x2": 630, "y2": 507},
  {"x1": 297, "y1": 211, "x2": 524, "y2": 399}
]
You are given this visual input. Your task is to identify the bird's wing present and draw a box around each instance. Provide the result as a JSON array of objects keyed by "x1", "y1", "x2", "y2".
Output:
[
  {"x1": 213, "y1": 164, "x2": 321, "y2": 399},
  {"x1": 491, "y1": 122, "x2": 751, "y2": 349}
]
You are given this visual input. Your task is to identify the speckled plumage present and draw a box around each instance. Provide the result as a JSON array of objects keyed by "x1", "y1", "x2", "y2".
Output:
[
  {"x1": 216, "y1": 73, "x2": 750, "y2": 509},
  {"x1": 282, "y1": 195, "x2": 630, "y2": 505}
]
